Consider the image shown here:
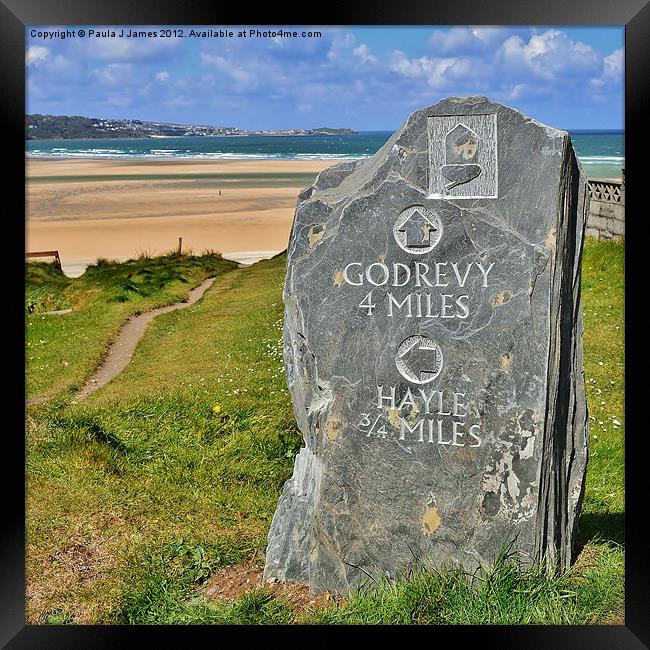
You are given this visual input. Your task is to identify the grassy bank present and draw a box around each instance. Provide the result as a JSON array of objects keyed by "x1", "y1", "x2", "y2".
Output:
[
  {"x1": 26, "y1": 252, "x2": 238, "y2": 399},
  {"x1": 25, "y1": 239, "x2": 624, "y2": 624}
]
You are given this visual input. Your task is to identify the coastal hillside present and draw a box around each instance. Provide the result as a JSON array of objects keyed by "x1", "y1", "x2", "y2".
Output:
[
  {"x1": 26, "y1": 114, "x2": 355, "y2": 140},
  {"x1": 305, "y1": 127, "x2": 354, "y2": 135},
  {"x1": 25, "y1": 241, "x2": 624, "y2": 624},
  {"x1": 27, "y1": 114, "x2": 149, "y2": 140}
]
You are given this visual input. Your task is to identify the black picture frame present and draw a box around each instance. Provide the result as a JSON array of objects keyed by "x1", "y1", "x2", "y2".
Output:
[{"x1": 5, "y1": 0, "x2": 647, "y2": 645}]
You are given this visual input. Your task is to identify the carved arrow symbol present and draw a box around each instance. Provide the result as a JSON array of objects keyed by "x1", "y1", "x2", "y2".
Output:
[
  {"x1": 397, "y1": 210, "x2": 436, "y2": 248},
  {"x1": 399, "y1": 339, "x2": 440, "y2": 381}
]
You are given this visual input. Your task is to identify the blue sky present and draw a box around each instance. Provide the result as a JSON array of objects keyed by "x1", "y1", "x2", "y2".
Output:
[{"x1": 26, "y1": 26, "x2": 624, "y2": 131}]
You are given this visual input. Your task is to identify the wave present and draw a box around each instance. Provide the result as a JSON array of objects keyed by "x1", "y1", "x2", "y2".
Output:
[
  {"x1": 26, "y1": 149, "x2": 623, "y2": 164},
  {"x1": 578, "y1": 156, "x2": 625, "y2": 163},
  {"x1": 26, "y1": 150, "x2": 372, "y2": 161},
  {"x1": 28, "y1": 151, "x2": 129, "y2": 158}
]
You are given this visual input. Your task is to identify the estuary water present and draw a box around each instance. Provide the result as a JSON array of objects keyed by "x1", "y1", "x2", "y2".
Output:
[{"x1": 27, "y1": 130, "x2": 624, "y2": 179}]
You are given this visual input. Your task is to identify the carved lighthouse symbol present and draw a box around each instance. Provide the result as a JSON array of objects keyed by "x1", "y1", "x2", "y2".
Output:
[{"x1": 441, "y1": 123, "x2": 482, "y2": 191}]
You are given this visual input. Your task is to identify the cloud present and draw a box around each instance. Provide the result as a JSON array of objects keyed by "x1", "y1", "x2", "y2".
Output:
[
  {"x1": 27, "y1": 53, "x2": 84, "y2": 85},
  {"x1": 428, "y1": 27, "x2": 508, "y2": 55},
  {"x1": 104, "y1": 92, "x2": 133, "y2": 108},
  {"x1": 156, "y1": 70, "x2": 170, "y2": 82},
  {"x1": 200, "y1": 52, "x2": 258, "y2": 92},
  {"x1": 496, "y1": 30, "x2": 600, "y2": 81},
  {"x1": 91, "y1": 63, "x2": 135, "y2": 86},
  {"x1": 505, "y1": 83, "x2": 526, "y2": 100},
  {"x1": 470, "y1": 27, "x2": 514, "y2": 48},
  {"x1": 163, "y1": 96, "x2": 195, "y2": 109},
  {"x1": 591, "y1": 47, "x2": 623, "y2": 88},
  {"x1": 327, "y1": 31, "x2": 355, "y2": 61},
  {"x1": 26, "y1": 46, "x2": 49, "y2": 66},
  {"x1": 388, "y1": 50, "x2": 468, "y2": 89},
  {"x1": 501, "y1": 82, "x2": 553, "y2": 101},
  {"x1": 353, "y1": 44, "x2": 378, "y2": 65}
]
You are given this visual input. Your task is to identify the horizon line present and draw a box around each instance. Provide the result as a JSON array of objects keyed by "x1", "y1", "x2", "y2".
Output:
[{"x1": 25, "y1": 113, "x2": 624, "y2": 134}]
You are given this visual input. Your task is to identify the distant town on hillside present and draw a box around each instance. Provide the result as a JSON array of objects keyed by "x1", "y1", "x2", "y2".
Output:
[{"x1": 25, "y1": 114, "x2": 355, "y2": 140}]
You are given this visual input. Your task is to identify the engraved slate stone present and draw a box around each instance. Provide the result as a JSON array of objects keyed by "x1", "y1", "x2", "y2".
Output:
[{"x1": 264, "y1": 96, "x2": 589, "y2": 595}]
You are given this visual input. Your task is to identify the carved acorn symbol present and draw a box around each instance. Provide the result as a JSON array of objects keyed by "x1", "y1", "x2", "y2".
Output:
[{"x1": 441, "y1": 123, "x2": 482, "y2": 191}]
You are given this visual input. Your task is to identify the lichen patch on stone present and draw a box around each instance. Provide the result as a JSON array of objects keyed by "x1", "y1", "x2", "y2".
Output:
[
  {"x1": 422, "y1": 506, "x2": 441, "y2": 535},
  {"x1": 326, "y1": 415, "x2": 340, "y2": 441},
  {"x1": 387, "y1": 408, "x2": 401, "y2": 429},
  {"x1": 308, "y1": 225, "x2": 326, "y2": 249},
  {"x1": 546, "y1": 227, "x2": 557, "y2": 249}
]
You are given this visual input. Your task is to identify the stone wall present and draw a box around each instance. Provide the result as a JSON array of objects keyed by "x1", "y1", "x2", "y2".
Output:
[{"x1": 586, "y1": 171, "x2": 624, "y2": 240}]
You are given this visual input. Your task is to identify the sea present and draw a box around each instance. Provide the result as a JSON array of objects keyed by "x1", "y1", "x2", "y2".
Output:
[{"x1": 27, "y1": 130, "x2": 624, "y2": 179}]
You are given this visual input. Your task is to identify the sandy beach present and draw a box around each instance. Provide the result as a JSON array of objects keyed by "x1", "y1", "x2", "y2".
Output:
[{"x1": 26, "y1": 158, "x2": 335, "y2": 275}]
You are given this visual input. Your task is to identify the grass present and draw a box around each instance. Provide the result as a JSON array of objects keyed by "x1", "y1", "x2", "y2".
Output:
[
  {"x1": 302, "y1": 542, "x2": 624, "y2": 625},
  {"x1": 110, "y1": 538, "x2": 624, "y2": 625},
  {"x1": 579, "y1": 239, "x2": 625, "y2": 548},
  {"x1": 25, "y1": 238, "x2": 624, "y2": 625},
  {"x1": 25, "y1": 252, "x2": 238, "y2": 398}
]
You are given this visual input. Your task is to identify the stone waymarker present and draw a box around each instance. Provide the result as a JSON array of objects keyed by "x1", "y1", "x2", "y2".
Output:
[{"x1": 264, "y1": 96, "x2": 589, "y2": 595}]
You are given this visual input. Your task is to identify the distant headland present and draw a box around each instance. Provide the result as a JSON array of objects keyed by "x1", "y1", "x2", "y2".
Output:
[{"x1": 26, "y1": 114, "x2": 355, "y2": 140}]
